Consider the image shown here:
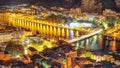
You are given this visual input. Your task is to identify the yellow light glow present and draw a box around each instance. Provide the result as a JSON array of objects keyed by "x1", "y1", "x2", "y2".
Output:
[
  {"x1": 75, "y1": 31, "x2": 79, "y2": 37},
  {"x1": 53, "y1": 27, "x2": 56, "y2": 36},
  {"x1": 58, "y1": 28, "x2": 60, "y2": 36},
  {"x1": 62, "y1": 28, "x2": 65, "y2": 37}
]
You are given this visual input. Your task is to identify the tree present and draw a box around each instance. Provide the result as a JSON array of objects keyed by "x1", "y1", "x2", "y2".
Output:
[
  {"x1": 105, "y1": 16, "x2": 116, "y2": 27},
  {"x1": 115, "y1": 17, "x2": 120, "y2": 23},
  {"x1": 5, "y1": 41, "x2": 24, "y2": 58}
]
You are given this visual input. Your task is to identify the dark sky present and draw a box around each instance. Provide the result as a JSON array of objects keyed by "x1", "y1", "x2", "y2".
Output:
[
  {"x1": 0, "y1": 0, "x2": 119, "y2": 12},
  {"x1": 0, "y1": 0, "x2": 33, "y2": 5}
]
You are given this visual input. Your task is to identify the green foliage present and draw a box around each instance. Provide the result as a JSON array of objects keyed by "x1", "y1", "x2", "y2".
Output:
[
  {"x1": 105, "y1": 16, "x2": 116, "y2": 27},
  {"x1": 5, "y1": 41, "x2": 24, "y2": 57},
  {"x1": 35, "y1": 58, "x2": 48, "y2": 68},
  {"x1": 116, "y1": 17, "x2": 120, "y2": 23}
]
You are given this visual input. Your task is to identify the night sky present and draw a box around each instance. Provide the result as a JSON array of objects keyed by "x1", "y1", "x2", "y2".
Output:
[
  {"x1": 0, "y1": 0, "x2": 119, "y2": 12},
  {"x1": 0, "y1": 0, "x2": 33, "y2": 5}
]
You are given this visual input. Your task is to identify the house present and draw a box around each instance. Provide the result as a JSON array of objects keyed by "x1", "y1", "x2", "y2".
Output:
[{"x1": 0, "y1": 51, "x2": 10, "y2": 61}]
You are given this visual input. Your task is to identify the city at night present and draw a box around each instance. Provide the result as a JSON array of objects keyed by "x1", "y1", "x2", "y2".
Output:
[{"x1": 0, "y1": 0, "x2": 120, "y2": 68}]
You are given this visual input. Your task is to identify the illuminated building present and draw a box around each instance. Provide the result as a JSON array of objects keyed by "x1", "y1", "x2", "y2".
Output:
[
  {"x1": 0, "y1": 52, "x2": 10, "y2": 61},
  {"x1": 0, "y1": 12, "x2": 103, "y2": 51}
]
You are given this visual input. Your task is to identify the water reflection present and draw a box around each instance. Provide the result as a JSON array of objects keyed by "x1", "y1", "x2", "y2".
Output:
[
  {"x1": 91, "y1": 35, "x2": 99, "y2": 51},
  {"x1": 85, "y1": 39, "x2": 90, "y2": 50},
  {"x1": 76, "y1": 35, "x2": 102, "y2": 51},
  {"x1": 69, "y1": 29, "x2": 73, "y2": 39},
  {"x1": 109, "y1": 40, "x2": 116, "y2": 52},
  {"x1": 103, "y1": 36, "x2": 118, "y2": 53}
]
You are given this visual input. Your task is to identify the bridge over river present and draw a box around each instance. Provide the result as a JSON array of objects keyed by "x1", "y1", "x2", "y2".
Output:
[{"x1": 0, "y1": 13, "x2": 103, "y2": 51}]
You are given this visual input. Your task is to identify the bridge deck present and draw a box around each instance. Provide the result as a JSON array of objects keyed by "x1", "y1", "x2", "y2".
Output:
[{"x1": 65, "y1": 29, "x2": 103, "y2": 43}]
